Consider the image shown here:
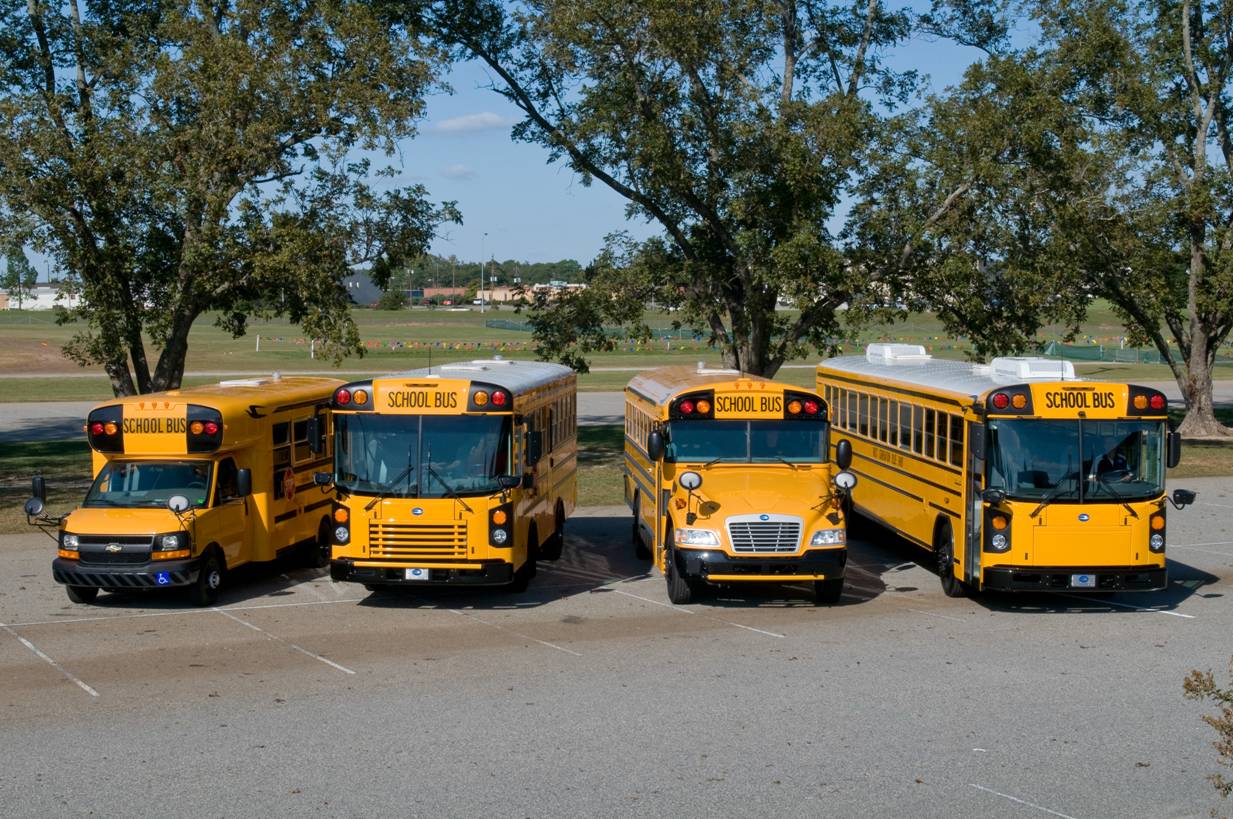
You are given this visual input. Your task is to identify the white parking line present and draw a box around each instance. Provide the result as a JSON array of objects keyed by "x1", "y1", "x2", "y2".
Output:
[
  {"x1": 442, "y1": 608, "x2": 582, "y2": 657},
  {"x1": 969, "y1": 783, "x2": 1079, "y2": 819},
  {"x1": 212, "y1": 608, "x2": 357, "y2": 674},
  {"x1": 0, "y1": 622, "x2": 99, "y2": 697},
  {"x1": 609, "y1": 588, "x2": 786, "y2": 638},
  {"x1": 1057, "y1": 593, "x2": 1195, "y2": 619}
]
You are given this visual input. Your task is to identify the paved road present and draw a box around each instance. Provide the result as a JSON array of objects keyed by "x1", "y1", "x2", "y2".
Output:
[
  {"x1": 4, "y1": 380, "x2": 1233, "y2": 444},
  {"x1": 1, "y1": 478, "x2": 1231, "y2": 817}
]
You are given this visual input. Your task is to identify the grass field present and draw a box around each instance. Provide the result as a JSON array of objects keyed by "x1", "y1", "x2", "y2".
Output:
[{"x1": 2, "y1": 302, "x2": 1229, "y2": 402}]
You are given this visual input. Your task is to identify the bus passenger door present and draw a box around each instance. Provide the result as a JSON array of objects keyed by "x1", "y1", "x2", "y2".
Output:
[
  {"x1": 964, "y1": 422, "x2": 985, "y2": 586},
  {"x1": 210, "y1": 456, "x2": 251, "y2": 567}
]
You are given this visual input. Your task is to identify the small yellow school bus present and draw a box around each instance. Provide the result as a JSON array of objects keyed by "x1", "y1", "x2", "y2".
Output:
[
  {"x1": 325, "y1": 359, "x2": 576, "y2": 592},
  {"x1": 624, "y1": 365, "x2": 857, "y2": 605},
  {"x1": 25, "y1": 376, "x2": 342, "y2": 605},
  {"x1": 816, "y1": 345, "x2": 1195, "y2": 596}
]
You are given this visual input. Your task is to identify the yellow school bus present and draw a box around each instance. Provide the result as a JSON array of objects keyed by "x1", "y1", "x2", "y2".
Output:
[
  {"x1": 624, "y1": 365, "x2": 857, "y2": 605},
  {"x1": 326, "y1": 359, "x2": 576, "y2": 592},
  {"x1": 25, "y1": 376, "x2": 342, "y2": 605},
  {"x1": 816, "y1": 344, "x2": 1195, "y2": 596}
]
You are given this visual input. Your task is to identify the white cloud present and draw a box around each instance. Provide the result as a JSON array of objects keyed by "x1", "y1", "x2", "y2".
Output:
[
  {"x1": 441, "y1": 163, "x2": 477, "y2": 180},
  {"x1": 430, "y1": 112, "x2": 511, "y2": 134}
]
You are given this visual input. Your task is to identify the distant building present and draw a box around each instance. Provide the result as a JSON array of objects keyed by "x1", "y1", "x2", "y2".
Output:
[
  {"x1": 0, "y1": 283, "x2": 80, "y2": 310},
  {"x1": 342, "y1": 274, "x2": 382, "y2": 307}
]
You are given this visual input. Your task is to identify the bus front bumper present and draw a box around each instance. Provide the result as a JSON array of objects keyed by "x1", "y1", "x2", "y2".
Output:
[
  {"x1": 331, "y1": 558, "x2": 515, "y2": 586},
  {"x1": 675, "y1": 548, "x2": 847, "y2": 584},
  {"x1": 982, "y1": 565, "x2": 1167, "y2": 592},
  {"x1": 52, "y1": 556, "x2": 201, "y2": 589}
]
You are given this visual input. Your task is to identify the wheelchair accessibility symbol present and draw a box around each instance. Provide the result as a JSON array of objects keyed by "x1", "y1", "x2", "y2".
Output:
[{"x1": 155, "y1": 572, "x2": 172, "y2": 586}]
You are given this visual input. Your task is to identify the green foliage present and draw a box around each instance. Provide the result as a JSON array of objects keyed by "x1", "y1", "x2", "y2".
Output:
[
  {"x1": 1185, "y1": 660, "x2": 1233, "y2": 805},
  {"x1": 0, "y1": 0, "x2": 458, "y2": 395},
  {"x1": 430, "y1": 0, "x2": 1002, "y2": 376},
  {"x1": 1, "y1": 241, "x2": 37, "y2": 309},
  {"x1": 375, "y1": 288, "x2": 408, "y2": 310}
]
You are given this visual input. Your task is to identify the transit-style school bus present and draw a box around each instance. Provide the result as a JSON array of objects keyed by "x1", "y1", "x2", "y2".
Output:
[
  {"x1": 24, "y1": 376, "x2": 342, "y2": 605},
  {"x1": 324, "y1": 359, "x2": 576, "y2": 592},
  {"x1": 816, "y1": 344, "x2": 1195, "y2": 596},
  {"x1": 624, "y1": 365, "x2": 857, "y2": 605}
]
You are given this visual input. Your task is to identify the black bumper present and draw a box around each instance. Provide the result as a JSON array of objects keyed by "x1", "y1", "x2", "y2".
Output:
[
  {"x1": 675, "y1": 548, "x2": 847, "y2": 583},
  {"x1": 982, "y1": 565, "x2": 1167, "y2": 592},
  {"x1": 52, "y1": 556, "x2": 201, "y2": 589},
  {"x1": 331, "y1": 558, "x2": 515, "y2": 586}
]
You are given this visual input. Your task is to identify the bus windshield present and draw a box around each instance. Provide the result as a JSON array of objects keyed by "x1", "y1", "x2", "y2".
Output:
[
  {"x1": 335, "y1": 414, "x2": 513, "y2": 497},
  {"x1": 666, "y1": 419, "x2": 828, "y2": 463},
  {"x1": 987, "y1": 419, "x2": 1165, "y2": 502},
  {"x1": 84, "y1": 460, "x2": 213, "y2": 509}
]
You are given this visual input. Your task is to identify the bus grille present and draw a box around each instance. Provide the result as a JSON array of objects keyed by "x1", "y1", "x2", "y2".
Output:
[
  {"x1": 727, "y1": 519, "x2": 802, "y2": 554},
  {"x1": 369, "y1": 522, "x2": 468, "y2": 560}
]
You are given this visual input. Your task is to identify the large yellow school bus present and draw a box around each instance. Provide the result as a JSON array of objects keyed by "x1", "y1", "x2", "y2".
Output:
[
  {"x1": 816, "y1": 344, "x2": 1195, "y2": 596},
  {"x1": 624, "y1": 365, "x2": 857, "y2": 605},
  {"x1": 326, "y1": 359, "x2": 576, "y2": 593},
  {"x1": 25, "y1": 376, "x2": 342, "y2": 605}
]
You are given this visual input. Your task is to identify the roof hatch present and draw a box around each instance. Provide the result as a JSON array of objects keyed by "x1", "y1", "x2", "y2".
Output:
[
  {"x1": 990, "y1": 357, "x2": 1076, "y2": 382},
  {"x1": 865, "y1": 343, "x2": 932, "y2": 365}
]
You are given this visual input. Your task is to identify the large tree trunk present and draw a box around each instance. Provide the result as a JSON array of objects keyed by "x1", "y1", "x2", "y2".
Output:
[
  {"x1": 151, "y1": 308, "x2": 196, "y2": 391},
  {"x1": 1177, "y1": 336, "x2": 1231, "y2": 438}
]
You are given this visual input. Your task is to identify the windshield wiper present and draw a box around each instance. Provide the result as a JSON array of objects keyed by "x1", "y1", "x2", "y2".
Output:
[
  {"x1": 1088, "y1": 475, "x2": 1140, "y2": 518},
  {"x1": 425, "y1": 462, "x2": 474, "y2": 514},
  {"x1": 365, "y1": 439, "x2": 420, "y2": 511},
  {"x1": 1030, "y1": 483, "x2": 1077, "y2": 519}
]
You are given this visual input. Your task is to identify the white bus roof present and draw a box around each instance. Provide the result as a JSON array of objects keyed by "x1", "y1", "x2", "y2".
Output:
[
  {"x1": 817, "y1": 344, "x2": 1078, "y2": 401},
  {"x1": 374, "y1": 358, "x2": 575, "y2": 394}
]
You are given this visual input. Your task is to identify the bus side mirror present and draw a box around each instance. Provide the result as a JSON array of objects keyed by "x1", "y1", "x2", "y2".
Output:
[
  {"x1": 24, "y1": 497, "x2": 45, "y2": 517},
  {"x1": 835, "y1": 439, "x2": 852, "y2": 471},
  {"x1": 982, "y1": 488, "x2": 1006, "y2": 505},
  {"x1": 526, "y1": 431, "x2": 543, "y2": 466},
  {"x1": 521, "y1": 474, "x2": 535, "y2": 490},
  {"x1": 307, "y1": 416, "x2": 324, "y2": 455},
  {"x1": 236, "y1": 468, "x2": 253, "y2": 498},
  {"x1": 1167, "y1": 430, "x2": 1181, "y2": 469},
  {"x1": 1171, "y1": 488, "x2": 1196, "y2": 508},
  {"x1": 31, "y1": 476, "x2": 46, "y2": 502},
  {"x1": 313, "y1": 472, "x2": 333, "y2": 487},
  {"x1": 647, "y1": 430, "x2": 665, "y2": 461},
  {"x1": 498, "y1": 475, "x2": 520, "y2": 490},
  {"x1": 167, "y1": 495, "x2": 191, "y2": 514}
]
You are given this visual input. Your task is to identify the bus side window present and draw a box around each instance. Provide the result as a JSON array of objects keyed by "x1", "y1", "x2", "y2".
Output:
[
  {"x1": 898, "y1": 403, "x2": 912, "y2": 451},
  {"x1": 273, "y1": 421, "x2": 292, "y2": 500},
  {"x1": 880, "y1": 399, "x2": 890, "y2": 444},
  {"x1": 887, "y1": 400, "x2": 898, "y2": 447},
  {"x1": 858, "y1": 393, "x2": 869, "y2": 437},
  {"x1": 846, "y1": 390, "x2": 856, "y2": 431},
  {"x1": 215, "y1": 457, "x2": 239, "y2": 505},
  {"x1": 949, "y1": 415, "x2": 964, "y2": 467},
  {"x1": 912, "y1": 407, "x2": 923, "y2": 454},
  {"x1": 924, "y1": 410, "x2": 936, "y2": 459},
  {"x1": 293, "y1": 418, "x2": 311, "y2": 463}
]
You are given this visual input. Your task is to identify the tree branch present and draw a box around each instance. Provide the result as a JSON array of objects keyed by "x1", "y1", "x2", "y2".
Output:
[{"x1": 846, "y1": 0, "x2": 879, "y2": 98}]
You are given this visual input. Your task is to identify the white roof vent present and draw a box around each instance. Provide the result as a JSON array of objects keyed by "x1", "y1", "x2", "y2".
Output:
[
  {"x1": 990, "y1": 357, "x2": 1076, "y2": 382},
  {"x1": 696, "y1": 361, "x2": 741, "y2": 375},
  {"x1": 470, "y1": 357, "x2": 513, "y2": 366},
  {"x1": 218, "y1": 378, "x2": 269, "y2": 387},
  {"x1": 440, "y1": 364, "x2": 487, "y2": 372},
  {"x1": 865, "y1": 343, "x2": 932, "y2": 365}
]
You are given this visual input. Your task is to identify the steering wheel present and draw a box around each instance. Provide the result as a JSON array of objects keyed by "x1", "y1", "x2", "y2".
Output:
[{"x1": 186, "y1": 480, "x2": 207, "y2": 490}]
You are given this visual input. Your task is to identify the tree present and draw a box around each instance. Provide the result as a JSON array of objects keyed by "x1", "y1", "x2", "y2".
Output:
[
  {"x1": 430, "y1": 0, "x2": 1001, "y2": 376},
  {"x1": 863, "y1": 0, "x2": 1233, "y2": 436},
  {"x1": 0, "y1": 0, "x2": 457, "y2": 395},
  {"x1": 1, "y1": 243, "x2": 38, "y2": 309},
  {"x1": 1185, "y1": 659, "x2": 1233, "y2": 806}
]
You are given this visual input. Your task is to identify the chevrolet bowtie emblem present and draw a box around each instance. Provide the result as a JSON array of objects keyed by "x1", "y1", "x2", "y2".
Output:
[{"x1": 105, "y1": 543, "x2": 122, "y2": 553}]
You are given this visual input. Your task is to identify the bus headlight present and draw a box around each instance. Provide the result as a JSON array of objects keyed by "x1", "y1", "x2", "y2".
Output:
[
  {"x1": 809, "y1": 529, "x2": 846, "y2": 546},
  {"x1": 334, "y1": 526, "x2": 350, "y2": 545},
  {"x1": 990, "y1": 533, "x2": 1009, "y2": 551},
  {"x1": 60, "y1": 532, "x2": 79, "y2": 551},
  {"x1": 676, "y1": 528, "x2": 720, "y2": 546},
  {"x1": 491, "y1": 528, "x2": 509, "y2": 545},
  {"x1": 1149, "y1": 533, "x2": 1165, "y2": 552},
  {"x1": 157, "y1": 533, "x2": 188, "y2": 551}
]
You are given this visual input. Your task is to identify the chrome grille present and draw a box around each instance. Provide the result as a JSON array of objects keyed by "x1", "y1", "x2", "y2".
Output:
[
  {"x1": 727, "y1": 519, "x2": 802, "y2": 554},
  {"x1": 369, "y1": 522, "x2": 467, "y2": 560}
]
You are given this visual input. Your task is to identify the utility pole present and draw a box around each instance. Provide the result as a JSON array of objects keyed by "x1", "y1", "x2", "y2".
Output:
[{"x1": 481, "y1": 232, "x2": 487, "y2": 314}]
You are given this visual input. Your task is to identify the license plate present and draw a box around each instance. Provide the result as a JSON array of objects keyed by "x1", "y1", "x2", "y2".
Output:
[
  {"x1": 1070, "y1": 573, "x2": 1096, "y2": 589},
  {"x1": 404, "y1": 567, "x2": 432, "y2": 581}
]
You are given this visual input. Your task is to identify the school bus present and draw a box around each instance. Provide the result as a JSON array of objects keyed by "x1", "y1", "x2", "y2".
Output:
[
  {"x1": 624, "y1": 365, "x2": 857, "y2": 605},
  {"x1": 25, "y1": 376, "x2": 342, "y2": 605},
  {"x1": 325, "y1": 359, "x2": 576, "y2": 592},
  {"x1": 816, "y1": 344, "x2": 1196, "y2": 596}
]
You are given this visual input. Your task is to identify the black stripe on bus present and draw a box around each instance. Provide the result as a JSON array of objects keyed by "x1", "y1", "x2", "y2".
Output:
[
  {"x1": 817, "y1": 371, "x2": 974, "y2": 408},
  {"x1": 833, "y1": 436, "x2": 963, "y2": 477},
  {"x1": 850, "y1": 467, "x2": 923, "y2": 503},
  {"x1": 623, "y1": 451, "x2": 656, "y2": 489},
  {"x1": 303, "y1": 499, "x2": 331, "y2": 514},
  {"x1": 929, "y1": 502, "x2": 961, "y2": 519},
  {"x1": 274, "y1": 509, "x2": 299, "y2": 523},
  {"x1": 853, "y1": 451, "x2": 962, "y2": 498}
]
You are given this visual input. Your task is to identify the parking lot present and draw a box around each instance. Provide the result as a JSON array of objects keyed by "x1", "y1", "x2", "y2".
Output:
[{"x1": 1, "y1": 478, "x2": 1231, "y2": 817}]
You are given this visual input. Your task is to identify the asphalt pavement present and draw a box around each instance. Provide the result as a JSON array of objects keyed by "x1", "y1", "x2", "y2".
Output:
[{"x1": 1, "y1": 478, "x2": 1231, "y2": 817}]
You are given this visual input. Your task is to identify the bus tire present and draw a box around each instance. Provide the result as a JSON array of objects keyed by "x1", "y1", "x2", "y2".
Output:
[
  {"x1": 306, "y1": 519, "x2": 331, "y2": 569},
  {"x1": 664, "y1": 530, "x2": 698, "y2": 605},
  {"x1": 189, "y1": 548, "x2": 224, "y2": 607},
  {"x1": 935, "y1": 522, "x2": 967, "y2": 598},
  {"x1": 65, "y1": 585, "x2": 99, "y2": 604},
  {"x1": 814, "y1": 578, "x2": 843, "y2": 605},
  {"x1": 632, "y1": 494, "x2": 651, "y2": 560},
  {"x1": 542, "y1": 502, "x2": 565, "y2": 561},
  {"x1": 507, "y1": 526, "x2": 536, "y2": 593}
]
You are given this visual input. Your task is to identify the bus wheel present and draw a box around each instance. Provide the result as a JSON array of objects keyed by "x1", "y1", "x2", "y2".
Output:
[
  {"x1": 664, "y1": 532, "x2": 697, "y2": 605},
  {"x1": 306, "y1": 520, "x2": 331, "y2": 569},
  {"x1": 189, "y1": 549, "x2": 224, "y2": 607},
  {"x1": 542, "y1": 502, "x2": 565, "y2": 561},
  {"x1": 936, "y1": 524, "x2": 967, "y2": 598},
  {"x1": 814, "y1": 578, "x2": 843, "y2": 605},
  {"x1": 65, "y1": 585, "x2": 99, "y2": 604},
  {"x1": 632, "y1": 495, "x2": 651, "y2": 560}
]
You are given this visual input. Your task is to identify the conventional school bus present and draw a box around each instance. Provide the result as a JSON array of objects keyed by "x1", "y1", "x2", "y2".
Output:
[
  {"x1": 24, "y1": 376, "x2": 342, "y2": 605},
  {"x1": 624, "y1": 365, "x2": 857, "y2": 605},
  {"x1": 816, "y1": 344, "x2": 1195, "y2": 596},
  {"x1": 324, "y1": 359, "x2": 576, "y2": 592}
]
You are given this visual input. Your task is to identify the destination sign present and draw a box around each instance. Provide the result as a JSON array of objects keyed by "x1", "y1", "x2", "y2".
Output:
[
  {"x1": 374, "y1": 380, "x2": 470, "y2": 414},
  {"x1": 122, "y1": 417, "x2": 187, "y2": 435},
  {"x1": 385, "y1": 390, "x2": 459, "y2": 410},
  {"x1": 1043, "y1": 390, "x2": 1118, "y2": 410},
  {"x1": 714, "y1": 394, "x2": 783, "y2": 415}
]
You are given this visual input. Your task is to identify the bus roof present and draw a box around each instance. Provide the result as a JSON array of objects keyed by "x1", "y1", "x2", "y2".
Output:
[
  {"x1": 627, "y1": 365, "x2": 778, "y2": 405},
  {"x1": 92, "y1": 375, "x2": 343, "y2": 412},
  {"x1": 374, "y1": 359, "x2": 574, "y2": 394},
  {"x1": 817, "y1": 344, "x2": 1081, "y2": 402}
]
